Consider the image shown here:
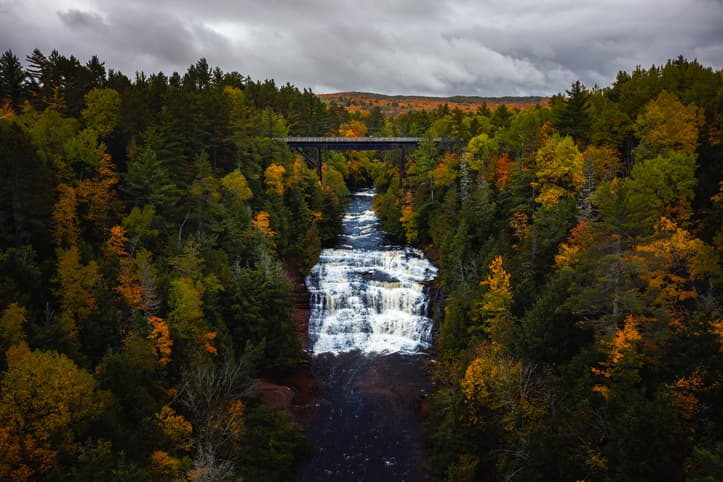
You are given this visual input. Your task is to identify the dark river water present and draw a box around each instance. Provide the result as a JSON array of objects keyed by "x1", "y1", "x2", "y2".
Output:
[{"x1": 294, "y1": 189, "x2": 437, "y2": 481}]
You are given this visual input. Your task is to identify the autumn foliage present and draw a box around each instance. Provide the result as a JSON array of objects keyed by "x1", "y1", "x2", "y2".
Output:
[
  {"x1": 0, "y1": 350, "x2": 106, "y2": 480},
  {"x1": 375, "y1": 58, "x2": 723, "y2": 481},
  {"x1": 0, "y1": 49, "x2": 721, "y2": 481},
  {"x1": 0, "y1": 53, "x2": 331, "y2": 480}
]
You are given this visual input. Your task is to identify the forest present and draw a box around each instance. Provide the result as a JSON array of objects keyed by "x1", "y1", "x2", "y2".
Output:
[
  {"x1": 0, "y1": 50, "x2": 350, "y2": 480},
  {"x1": 0, "y1": 49, "x2": 722, "y2": 481},
  {"x1": 370, "y1": 58, "x2": 723, "y2": 481}
]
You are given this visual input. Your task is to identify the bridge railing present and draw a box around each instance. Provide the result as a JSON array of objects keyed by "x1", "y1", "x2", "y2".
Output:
[{"x1": 279, "y1": 136, "x2": 422, "y2": 143}]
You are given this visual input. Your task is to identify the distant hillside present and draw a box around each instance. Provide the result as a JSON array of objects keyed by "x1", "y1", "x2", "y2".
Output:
[{"x1": 317, "y1": 91, "x2": 548, "y2": 116}]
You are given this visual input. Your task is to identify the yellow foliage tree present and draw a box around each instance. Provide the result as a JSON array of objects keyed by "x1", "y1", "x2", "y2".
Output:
[
  {"x1": 432, "y1": 153, "x2": 459, "y2": 189},
  {"x1": 155, "y1": 405, "x2": 193, "y2": 452},
  {"x1": 533, "y1": 133, "x2": 584, "y2": 208},
  {"x1": 264, "y1": 163, "x2": 286, "y2": 196},
  {"x1": 633, "y1": 90, "x2": 700, "y2": 161},
  {"x1": 166, "y1": 242, "x2": 224, "y2": 359},
  {"x1": 0, "y1": 350, "x2": 106, "y2": 480},
  {"x1": 476, "y1": 256, "x2": 514, "y2": 346},
  {"x1": 668, "y1": 372, "x2": 707, "y2": 425},
  {"x1": 632, "y1": 217, "x2": 720, "y2": 332},
  {"x1": 466, "y1": 133, "x2": 497, "y2": 171},
  {"x1": 461, "y1": 342, "x2": 547, "y2": 440},
  {"x1": 56, "y1": 246, "x2": 102, "y2": 339},
  {"x1": 168, "y1": 277, "x2": 205, "y2": 340},
  {"x1": 0, "y1": 303, "x2": 27, "y2": 354},
  {"x1": 221, "y1": 169, "x2": 253, "y2": 202}
]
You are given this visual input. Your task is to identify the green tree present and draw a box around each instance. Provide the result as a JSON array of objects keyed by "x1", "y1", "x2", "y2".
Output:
[
  {"x1": 0, "y1": 50, "x2": 27, "y2": 111},
  {"x1": 551, "y1": 80, "x2": 591, "y2": 146},
  {"x1": 627, "y1": 152, "x2": 698, "y2": 227},
  {"x1": 0, "y1": 119, "x2": 54, "y2": 252},
  {"x1": 122, "y1": 147, "x2": 179, "y2": 212},
  {"x1": 81, "y1": 88, "x2": 121, "y2": 138},
  {"x1": 167, "y1": 242, "x2": 221, "y2": 362},
  {"x1": 222, "y1": 248, "x2": 300, "y2": 370}
]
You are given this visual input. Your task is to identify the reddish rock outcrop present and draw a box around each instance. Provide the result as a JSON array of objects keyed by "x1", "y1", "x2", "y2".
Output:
[{"x1": 256, "y1": 381, "x2": 296, "y2": 411}]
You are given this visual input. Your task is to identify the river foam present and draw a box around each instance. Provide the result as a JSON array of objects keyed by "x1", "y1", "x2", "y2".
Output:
[{"x1": 306, "y1": 189, "x2": 437, "y2": 355}]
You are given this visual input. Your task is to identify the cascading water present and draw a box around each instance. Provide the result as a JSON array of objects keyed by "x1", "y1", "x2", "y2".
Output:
[
  {"x1": 306, "y1": 189, "x2": 437, "y2": 355},
  {"x1": 295, "y1": 189, "x2": 437, "y2": 481}
]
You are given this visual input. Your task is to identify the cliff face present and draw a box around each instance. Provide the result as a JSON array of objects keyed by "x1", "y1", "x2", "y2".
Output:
[{"x1": 286, "y1": 266, "x2": 311, "y2": 354}]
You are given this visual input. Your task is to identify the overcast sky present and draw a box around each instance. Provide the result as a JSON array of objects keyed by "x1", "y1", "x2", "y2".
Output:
[{"x1": 1, "y1": 0, "x2": 721, "y2": 96}]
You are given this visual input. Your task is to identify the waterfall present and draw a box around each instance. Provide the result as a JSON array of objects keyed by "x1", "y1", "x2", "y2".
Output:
[{"x1": 306, "y1": 189, "x2": 437, "y2": 355}]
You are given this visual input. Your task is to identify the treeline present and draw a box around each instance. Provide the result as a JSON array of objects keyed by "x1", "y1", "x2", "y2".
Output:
[
  {"x1": 0, "y1": 50, "x2": 351, "y2": 480},
  {"x1": 370, "y1": 57, "x2": 723, "y2": 480}
]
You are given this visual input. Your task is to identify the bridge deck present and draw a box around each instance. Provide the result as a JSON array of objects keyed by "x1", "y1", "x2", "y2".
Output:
[{"x1": 279, "y1": 137, "x2": 439, "y2": 151}]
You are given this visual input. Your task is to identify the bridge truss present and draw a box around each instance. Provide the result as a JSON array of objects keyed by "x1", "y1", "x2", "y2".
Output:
[{"x1": 276, "y1": 137, "x2": 452, "y2": 177}]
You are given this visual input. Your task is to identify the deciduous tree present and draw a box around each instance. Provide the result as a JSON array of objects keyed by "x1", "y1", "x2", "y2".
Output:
[{"x1": 0, "y1": 349, "x2": 107, "y2": 480}]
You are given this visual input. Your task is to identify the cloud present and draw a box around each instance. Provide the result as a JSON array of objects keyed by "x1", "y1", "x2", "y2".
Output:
[
  {"x1": 57, "y1": 9, "x2": 106, "y2": 30},
  {"x1": 1, "y1": 0, "x2": 721, "y2": 96}
]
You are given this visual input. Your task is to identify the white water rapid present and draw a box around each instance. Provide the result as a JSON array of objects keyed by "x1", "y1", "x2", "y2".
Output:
[{"x1": 306, "y1": 189, "x2": 437, "y2": 355}]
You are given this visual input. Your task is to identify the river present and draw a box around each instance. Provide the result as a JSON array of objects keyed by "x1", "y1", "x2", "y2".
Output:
[{"x1": 294, "y1": 189, "x2": 437, "y2": 481}]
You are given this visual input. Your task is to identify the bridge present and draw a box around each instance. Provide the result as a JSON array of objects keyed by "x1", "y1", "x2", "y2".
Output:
[{"x1": 277, "y1": 137, "x2": 453, "y2": 177}]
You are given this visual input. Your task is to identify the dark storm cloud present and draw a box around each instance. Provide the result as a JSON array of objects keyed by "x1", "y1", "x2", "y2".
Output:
[
  {"x1": 1, "y1": 0, "x2": 721, "y2": 95},
  {"x1": 57, "y1": 9, "x2": 106, "y2": 30}
]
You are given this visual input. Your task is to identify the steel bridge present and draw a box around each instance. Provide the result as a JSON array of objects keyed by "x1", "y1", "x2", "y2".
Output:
[{"x1": 276, "y1": 137, "x2": 453, "y2": 177}]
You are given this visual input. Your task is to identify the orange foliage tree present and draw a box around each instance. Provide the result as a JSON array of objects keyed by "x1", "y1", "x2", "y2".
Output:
[
  {"x1": 52, "y1": 184, "x2": 80, "y2": 248},
  {"x1": 591, "y1": 315, "x2": 643, "y2": 400},
  {"x1": 555, "y1": 220, "x2": 594, "y2": 270},
  {"x1": 251, "y1": 211, "x2": 276, "y2": 238},
  {"x1": 338, "y1": 119, "x2": 368, "y2": 137},
  {"x1": 106, "y1": 225, "x2": 143, "y2": 311},
  {"x1": 148, "y1": 316, "x2": 173, "y2": 366}
]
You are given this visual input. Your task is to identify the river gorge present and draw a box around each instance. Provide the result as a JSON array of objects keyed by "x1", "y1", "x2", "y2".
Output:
[{"x1": 294, "y1": 189, "x2": 437, "y2": 481}]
